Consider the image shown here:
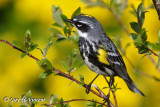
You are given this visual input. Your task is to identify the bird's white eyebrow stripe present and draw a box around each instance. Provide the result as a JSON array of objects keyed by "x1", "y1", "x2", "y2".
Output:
[
  {"x1": 78, "y1": 21, "x2": 93, "y2": 29},
  {"x1": 79, "y1": 21, "x2": 89, "y2": 24}
]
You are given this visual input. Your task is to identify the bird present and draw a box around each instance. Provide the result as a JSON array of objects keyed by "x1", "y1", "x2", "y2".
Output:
[{"x1": 64, "y1": 14, "x2": 145, "y2": 102}]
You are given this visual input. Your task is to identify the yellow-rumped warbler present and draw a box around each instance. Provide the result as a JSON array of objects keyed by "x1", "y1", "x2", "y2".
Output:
[{"x1": 64, "y1": 14, "x2": 145, "y2": 100}]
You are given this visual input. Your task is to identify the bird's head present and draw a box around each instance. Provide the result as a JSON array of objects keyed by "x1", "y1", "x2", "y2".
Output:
[{"x1": 64, "y1": 14, "x2": 104, "y2": 38}]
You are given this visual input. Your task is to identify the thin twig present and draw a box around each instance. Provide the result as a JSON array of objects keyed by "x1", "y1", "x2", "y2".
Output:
[
  {"x1": 0, "y1": 39, "x2": 113, "y2": 106},
  {"x1": 45, "y1": 98, "x2": 108, "y2": 106},
  {"x1": 148, "y1": 55, "x2": 160, "y2": 72},
  {"x1": 148, "y1": 48, "x2": 159, "y2": 56}
]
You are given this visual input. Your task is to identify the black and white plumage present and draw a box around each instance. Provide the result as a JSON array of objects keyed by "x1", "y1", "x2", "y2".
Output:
[{"x1": 64, "y1": 14, "x2": 144, "y2": 96}]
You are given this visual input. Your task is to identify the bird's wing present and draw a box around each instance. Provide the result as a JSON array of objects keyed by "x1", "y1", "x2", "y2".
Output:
[{"x1": 99, "y1": 36, "x2": 129, "y2": 79}]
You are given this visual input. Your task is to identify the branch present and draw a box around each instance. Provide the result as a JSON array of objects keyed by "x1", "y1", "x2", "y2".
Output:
[
  {"x1": 45, "y1": 98, "x2": 108, "y2": 106},
  {"x1": 0, "y1": 39, "x2": 113, "y2": 106}
]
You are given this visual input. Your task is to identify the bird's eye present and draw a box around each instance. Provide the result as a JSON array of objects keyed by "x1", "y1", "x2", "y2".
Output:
[{"x1": 76, "y1": 22, "x2": 82, "y2": 27}]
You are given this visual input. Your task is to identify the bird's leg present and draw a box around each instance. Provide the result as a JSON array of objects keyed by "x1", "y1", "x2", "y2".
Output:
[
  {"x1": 102, "y1": 76, "x2": 114, "y2": 106},
  {"x1": 86, "y1": 74, "x2": 99, "y2": 94}
]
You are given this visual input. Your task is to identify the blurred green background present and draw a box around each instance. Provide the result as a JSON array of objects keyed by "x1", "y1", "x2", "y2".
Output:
[{"x1": 0, "y1": 0, "x2": 160, "y2": 107}]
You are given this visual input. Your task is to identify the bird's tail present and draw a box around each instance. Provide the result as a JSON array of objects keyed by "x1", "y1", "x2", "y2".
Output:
[{"x1": 124, "y1": 77, "x2": 145, "y2": 96}]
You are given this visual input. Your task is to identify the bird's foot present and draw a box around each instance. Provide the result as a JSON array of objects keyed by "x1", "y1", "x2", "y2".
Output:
[
  {"x1": 101, "y1": 94, "x2": 110, "y2": 106},
  {"x1": 86, "y1": 84, "x2": 91, "y2": 94}
]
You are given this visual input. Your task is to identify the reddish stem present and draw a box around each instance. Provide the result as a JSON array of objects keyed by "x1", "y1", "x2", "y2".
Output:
[
  {"x1": 45, "y1": 98, "x2": 108, "y2": 106},
  {"x1": 148, "y1": 48, "x2": 158, "y2": 56}
]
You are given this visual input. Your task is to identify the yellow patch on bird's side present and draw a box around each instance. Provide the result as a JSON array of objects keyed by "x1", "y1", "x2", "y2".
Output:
[{"x1": 97, "y1": 46, "x2": 110, "y2": 65}]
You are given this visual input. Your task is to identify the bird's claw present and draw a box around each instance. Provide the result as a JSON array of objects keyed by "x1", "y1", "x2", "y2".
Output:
[
  {"x1": 86, "y1": 84, "x2": 91, "y2": 94},
  {"x1": 101, "y1": 94, "x2": 110, "y2": 106}
]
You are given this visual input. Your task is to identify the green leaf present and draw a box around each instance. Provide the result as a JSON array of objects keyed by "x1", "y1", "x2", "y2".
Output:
[
  {"x1": 28, "y1": 44, "x2": 38, "y2": 52},
  {"x1": 137, "y1": 45, "x2": 149, "y2": 54},
  {"x1": 56, "y1": 38, "x2": 67, "y2": 42},
  {"x1": 26, "y1": 90, "x2": 32, "y2": 98},
  {"x1": 37, "y1": 59, "x2": 53, "y2": 70},
  {"x1": 51, "y1": 95, "x2": 62, "y2": 107},
  {"x1": 39, "y1": 70, "x2": 53, "y2": 78},
  {"x1": 130, "y1": 33, "x2": 143, "y2": 46},
  {"x1": 134, "y1": 36, "x2": 143, "y2": 46},
  {"x1": 52, "y1": 5, "x2": 64, "y2": 27},
  {"x1": 42, "y1": 37, "x2": 53, "y2": 58},
  {"x1": 130, "y1": 4, "x2": 137, "y2": 16},
  {"x1": 49, "y1": 94, "x2": 54, "y2": 104},
  {"x1": 48, "y1": 27, "x2": 62, "y2": 34},
  {"x1": 130, "y1": 22, "x2": 141, "y2": 34},
  {"x1": 63, "y1": 27, "x2": 68, "y2": 36},
  {"x1": 24, "y1": 30, "x2": 32, "y2": 51},
  {"x1": 43, "y1": 59, "x2": 53, "y2": 70},
  {"x1": 52, "y1": 23, "x2": 63, "y2": 28},
  {"x1": 130, "y1": 33, "x2": 138, "y2": 41},
  {"x1": 146, "y1": 42, "x2": 160, "y2": 51},
  {"x1": 87, "y1": 101, "x2": 96, "y2": 107},
  {"x1": 71, "y1": 7, "x2": 81, "y2": 18},
  {"x1": 61, "y1": 61, "x2": 69, "y2": 71},
  {"x1": 25, "y1": 30, "x2": 31, "y2": 43},
  {"x1": 20, "y1": 53, "x2": 28, "y2": 59},
  {"x1": 97, "y1": 105, "x2": 103, "y2": 107},
  {"x1": 140, "y1": 28, "x2": 147, "y2": 42},
  {"x1": 25, "y1": 42, "x2": 32, "y2": 50},
  {"x1": 102, "y1": 87, "x2": 109, "y2": 89},
  {"x1": 79, "y1": 74, "x2": 84, "y2": 85},
  {"x1": 137, "y1": 3, "x2": 145, "y2": 28},
  {"x1": 69, "y1": 35, "x2": 79, "y2": 43},
  {"x1": 61, "y1": 14, "x2": 69, "y2": 26},
  {"x1": 11, "y1": 40, "x2": 25, "y2": 51}
]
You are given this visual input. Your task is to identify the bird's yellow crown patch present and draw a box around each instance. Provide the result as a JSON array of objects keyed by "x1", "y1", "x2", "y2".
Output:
[{"x1": 80, "y1": 14, "x2": 93, "y2": 18}]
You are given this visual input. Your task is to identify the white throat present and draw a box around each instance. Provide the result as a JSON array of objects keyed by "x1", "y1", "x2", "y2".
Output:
[
  {"x1": 77, "y1": 29, "x2": 88, "y2": 38},
  {"x1": 72, "y1": 24, "x2": 88, "y2": 38}
]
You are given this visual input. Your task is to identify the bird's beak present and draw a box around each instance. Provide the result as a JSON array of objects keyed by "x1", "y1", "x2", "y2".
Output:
[{"x1": 64, "y1": 19, "x2": 72, "y2": 23}]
